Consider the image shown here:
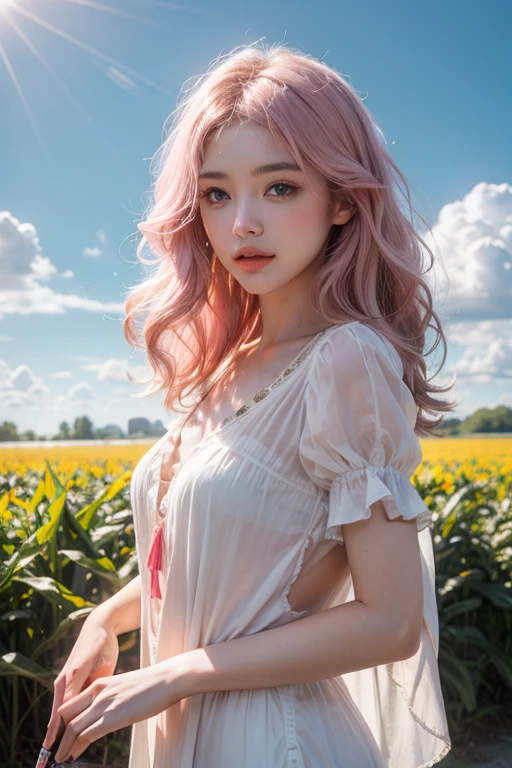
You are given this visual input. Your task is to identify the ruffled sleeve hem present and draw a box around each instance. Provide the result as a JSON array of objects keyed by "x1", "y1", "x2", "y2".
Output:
[{"x1": 325, "y1": 465, "x2": 433, "y2": 544}]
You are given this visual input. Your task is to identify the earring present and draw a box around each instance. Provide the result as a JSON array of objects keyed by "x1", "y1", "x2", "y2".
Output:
[{"x1": 205, "y1": 240, "x2": 210, "y2": 248}]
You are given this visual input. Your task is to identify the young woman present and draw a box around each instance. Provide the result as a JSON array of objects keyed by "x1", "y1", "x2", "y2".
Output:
[{"x1": 43, "y1": 41, "x2": 455, "y2": 768}]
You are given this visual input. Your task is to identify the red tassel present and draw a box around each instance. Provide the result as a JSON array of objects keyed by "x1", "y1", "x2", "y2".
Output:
[
  {"x1": 147, "y1": 519, "x2": 164, "y2": 599},
  {"x1": 150, "y1": 568, "x2": 162, "y2": 600}
]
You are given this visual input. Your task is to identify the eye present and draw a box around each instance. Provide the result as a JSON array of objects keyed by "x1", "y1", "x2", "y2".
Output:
[
  {"x1": 268, "y1": 182, "x2": 298, "y2": 199},
  {"x1": 198, "y1": 181, "x2": 299, "y2": 206}
]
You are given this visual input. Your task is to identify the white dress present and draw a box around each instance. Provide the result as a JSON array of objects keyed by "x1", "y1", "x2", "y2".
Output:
[{"x1": 128, "y1": 320, "x2": 452, "y2": 768}]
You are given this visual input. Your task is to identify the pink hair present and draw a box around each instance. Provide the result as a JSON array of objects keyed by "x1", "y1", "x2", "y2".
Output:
[{"x1": 123, "y1": 41, "x2": 457, "y2": 437}]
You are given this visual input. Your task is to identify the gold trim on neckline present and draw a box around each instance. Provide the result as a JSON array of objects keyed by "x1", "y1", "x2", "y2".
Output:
[{"x1": 215, "y1": 326, "x2": 334, "y2": 431}]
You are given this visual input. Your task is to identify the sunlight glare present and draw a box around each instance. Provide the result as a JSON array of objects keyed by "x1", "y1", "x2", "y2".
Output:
[{"x1": 0, "y1": 0, "x2": 16, "y2": 13}]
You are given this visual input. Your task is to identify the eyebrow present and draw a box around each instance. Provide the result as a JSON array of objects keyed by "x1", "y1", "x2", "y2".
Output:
[{"x1": 198, "y1": 161, "x2": 303, "y2": 180}]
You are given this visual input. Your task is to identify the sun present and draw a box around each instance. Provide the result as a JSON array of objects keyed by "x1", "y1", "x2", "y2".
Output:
[{"x1": 0, "y1": 0, "x2": 216, "y2": 161}]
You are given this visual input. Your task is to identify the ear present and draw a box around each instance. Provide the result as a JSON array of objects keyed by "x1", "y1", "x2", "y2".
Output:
[{"x1": 331, "y1": 200, "x2": 355, "y2": 226}]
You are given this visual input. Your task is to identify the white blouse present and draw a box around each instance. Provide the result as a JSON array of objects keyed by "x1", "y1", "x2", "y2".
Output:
[{"x1": 128, "y1": 320, "x2": 451, "y2": 768}]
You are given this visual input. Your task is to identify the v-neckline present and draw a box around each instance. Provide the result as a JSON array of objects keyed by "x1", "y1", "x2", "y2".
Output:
[{"x1": 153, "y1": 322, "x2": 357, "y2": 514}]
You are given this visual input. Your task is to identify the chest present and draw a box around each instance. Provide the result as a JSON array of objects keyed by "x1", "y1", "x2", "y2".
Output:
[
  {"x1": 201, "y1": 335, "x2": 318, "y2": 428},
  {"x1": 156, "y1": 336, "x2": 320, "y2": 503}
]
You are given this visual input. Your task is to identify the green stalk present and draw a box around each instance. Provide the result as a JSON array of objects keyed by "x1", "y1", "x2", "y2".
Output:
[{"x1": 10, "y1": 675, "x2": 18, "y2": 764}]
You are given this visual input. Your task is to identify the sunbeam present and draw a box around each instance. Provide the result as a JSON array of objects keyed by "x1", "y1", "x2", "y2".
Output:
[
  {"x1": 53, "y1": 0, "x2": 161, "y2": 28},
  {"x1": 6, "y1": 10, "x2": 96, "y2": 125},
  {"x1": 13, "y1": 3, "x2": 175, "y2": 96},
  {"x1": 0, "y1": 0, "x2": 226, "y2": 166},
  {"x1": 0, "y1": 39, "x2": 54, "y2": 165},
  {"x1": 4, "y1": 6, "x2": 136, "y2": 184},
  {"x1": 1, "y1": 0, "x2": 185, "y2": 163}
]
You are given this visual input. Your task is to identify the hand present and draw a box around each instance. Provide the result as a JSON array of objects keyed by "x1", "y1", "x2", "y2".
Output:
[
  {"x1": 53, "y1": 659, "x2": 185, "y2": 762},
  {"x1": 42, "y1": 611, "x2": 120, "y2": 753}
]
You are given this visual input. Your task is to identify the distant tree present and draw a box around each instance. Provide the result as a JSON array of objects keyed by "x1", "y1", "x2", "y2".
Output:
[
  {"x1": 58, "y1": 420, "x2": 71, "y2": 439},
  {"x1": 463, "y1": 406, "x2": 512, "y2": 434},
  {"x1": 73, "y1": 415, "x2": 94, "y2": 440},
  {"x1": 490, "y1": 405, "x2": 512, "y2": 432},
  {"x1": 20, "y1": 430, "x2": 37, "y2": 441},
  {"x1": 0, "y1": 421, "x2": 20, "y2": 442},
  {"x1": 94, "y1": 424, "x2": 124, "y2": 439}
]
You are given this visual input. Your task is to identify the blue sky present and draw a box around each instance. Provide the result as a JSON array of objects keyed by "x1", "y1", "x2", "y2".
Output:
[{"x1": 1, "y1": 0, "x2": 510, "y2": 437}]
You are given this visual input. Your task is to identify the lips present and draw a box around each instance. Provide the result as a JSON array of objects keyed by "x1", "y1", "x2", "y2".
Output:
[
  {"x1": 237, "y1": 254, "x2": 275, "y2": 259},
  {"x1": 234, "y1": 246, "x2": 274, "y2": 259}
]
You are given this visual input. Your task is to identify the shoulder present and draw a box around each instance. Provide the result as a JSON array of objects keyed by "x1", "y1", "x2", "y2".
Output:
[{"x1": 317, "y1": 321, "x2": 404, "y2": 379}]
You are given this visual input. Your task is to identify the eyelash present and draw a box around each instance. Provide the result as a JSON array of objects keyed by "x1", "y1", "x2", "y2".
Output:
[{"x1": 198, "y1": 181, "x2": 299, "y2": 206}]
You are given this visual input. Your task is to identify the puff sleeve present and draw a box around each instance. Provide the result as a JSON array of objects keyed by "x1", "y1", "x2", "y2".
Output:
[
  {"x1": 299, "y1": 323, "x2": 433, "y2": 543},
  {"x1": 299, "y1": 323, "x2": 451, "y2": 768}
]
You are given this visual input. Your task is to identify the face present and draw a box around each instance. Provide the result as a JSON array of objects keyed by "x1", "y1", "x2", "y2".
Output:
[{"x1": 197, "y1": 121, "x2": 352, "y2": 296}]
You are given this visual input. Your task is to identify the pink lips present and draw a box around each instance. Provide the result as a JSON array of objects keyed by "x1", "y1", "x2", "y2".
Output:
[
  {"x1": 235, "y1": 255, "x2": 275, "y2": 272},
  {"x1": 234, "y1": 245, "x2": 274, "y2": 259}
]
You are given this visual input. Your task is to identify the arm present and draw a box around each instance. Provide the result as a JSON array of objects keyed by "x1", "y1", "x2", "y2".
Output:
[
  {"x1": 174, "y1": 501, "x2": 424, "y2": 696},
  {"x1": 86, "y1": 573, "x2": 142, "y2": 636}
]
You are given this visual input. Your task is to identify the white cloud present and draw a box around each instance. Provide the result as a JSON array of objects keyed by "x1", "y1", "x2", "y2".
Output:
[
  {"x1": 64, "y1": 382, "x2": 98, "y2": 402},
  {"x1": 0, "y1": 359, "x2": 10, "y2": 384},
  {"x1": 10, "y1": 364, "x2": 47, "y2": 392},
  {"x1": 0, "y1": 336, "x2": 13, "y2": 342},
  {"x1": 96, "y1": 229, "x2": 108, "y2": 243},
  {"x1": 0, "y1": 211, "x2": 124, "y2": 316},
  {"x1": 456, "y1": 338, "x2": 512, "y2": 383},
  {"x1": 83, "y1": 247, "x2": 103, "y2": 258},
  {"x1": 30, "y1": 254, "x2": 58, "y2": 281},
  {"x1": 99, "y1": 359, "x2": 130, "y2": 383},
  {"x1": 59, "y1": 270, "x2": 74, "y2": 279},
  {"x1": 447, "y1": 320, "x2": 512, "y2": 382},
  {"x1": 425, "y1": 182, "x2": 512, "y2": 322},
  {"x1": 0, "y1": 357, "x2": 110, "y2": 417},
  {"x1": 0, "y1": 210, "x2": 49, "y2": 291},
  {"x1": 0, "y1": 359, "x2": 50, "y2": 411},
  {"x1": 79, "y1": 357, "x2": 150, "y2": 384}
]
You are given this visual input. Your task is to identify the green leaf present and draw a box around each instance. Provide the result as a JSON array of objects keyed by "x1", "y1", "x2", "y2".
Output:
[
  {"x1": 439, "y1": 648, "x2": 476, "y2": 711},
  {"x1": 443, "y1": 597, "x2": 482, "y2": 621},
  {"x1": 29, "y1": 478, "x2": 46, "y2": 512},
  {"x1": 12, "y1": 575, "x2": 95, "y2": 609},
  {"x1": 91, "y1": 523, "x2": 126, "y2": 549},
  {"x1": 75, "y1": 487, "x2": 110, "y2": 530},
  {"x1": 0, "y1": 651, "x2": 54, "y2": 690},
  {"x1": 59, "y1": 549, "x2": 119, "y2": 586},
  {"x1": 470, "y1": 581, "x2": 512, "y2": 609},
  {"x1": 75, "y1": 471, "x2": 131, "y2": 530},
  {"x1": 63, "y1": 503, "x2": 103, "y2": 559},
  {"x1": 448, "y1": 626, "x2": 512, "y2": 687},
  {"x1": 36, "y1": 491, "x2": 66, "y2": 545},
  {"x1": 44, "y1": 461, "x2": 65, "y2": 501}
]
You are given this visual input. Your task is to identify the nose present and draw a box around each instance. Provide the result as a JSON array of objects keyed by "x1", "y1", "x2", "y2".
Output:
[{"x1": 232, "y1": 201, "x2": 263, "y2": 240}]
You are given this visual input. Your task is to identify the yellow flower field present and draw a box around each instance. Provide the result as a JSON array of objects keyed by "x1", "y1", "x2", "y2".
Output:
[{"x1": 0, "y1": 437, "x2": 510, "y2": 487}]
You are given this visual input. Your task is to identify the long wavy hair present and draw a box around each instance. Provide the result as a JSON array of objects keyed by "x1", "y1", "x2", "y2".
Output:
[{"x1": 123, "y1": 41, "x2": 457, "y2": 438}]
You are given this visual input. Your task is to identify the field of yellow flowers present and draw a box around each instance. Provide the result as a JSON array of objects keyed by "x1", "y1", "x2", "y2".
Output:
[
  {"x1": 1, "y1": 434, "x2": 510, "y2": 484},
  {"x1": 0, "y1": 437, "x2": 511, "y2": 523}
]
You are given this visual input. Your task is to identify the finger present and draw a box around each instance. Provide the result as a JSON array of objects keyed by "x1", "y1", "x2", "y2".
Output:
[
  {"x1": 64, "y1": 658, "x2": 96, "y2": 701},
  {"x1": 61, "y1": 717, "x2": 110, "y2": 763},
  {"x1": 43, "y1": 660, "x2": 94, "y2": 750},
  {"x1": 58, "y1": 691, "x2": 94, "y2": 724},
  {"x1": 53, "y1": 706, "x2": 96, "y2": 763},
  {"x1": 42, "y1": 678, "x2": 66, "y2": 750}
]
